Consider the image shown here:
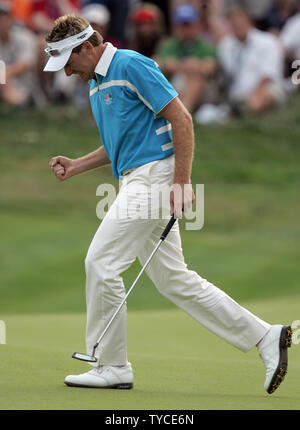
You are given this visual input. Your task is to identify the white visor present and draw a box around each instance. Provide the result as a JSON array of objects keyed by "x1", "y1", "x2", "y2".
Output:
[{"x1": 43, "y1": 25, "x2": 94, "y2": 72}]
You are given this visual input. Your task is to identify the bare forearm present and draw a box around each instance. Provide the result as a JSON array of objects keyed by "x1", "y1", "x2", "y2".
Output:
[
  {"x1": 172, "y1": 115, "x2": 194, "y2": 184},
  {"x1": 6, "y1": 62, "x2": 29, "y2": 79},
  {"x1": 256, "y1": 77, "x2": 272, "y2": 89},
  {"x1": 160, "y1": 97, "x2": 194, "y2": 184},
  {"x1": 73, "y1": 145, "x2": 111, "y2": 175},
  {"x1": 181, "y1": 58, "x2": 217, "y2": 78},
  {"x1": 160, "y1": 97, "x2": 195, "y2": 216},
  {"x1": 208, "y1": 15, "x2": 228, "y2": 42}
]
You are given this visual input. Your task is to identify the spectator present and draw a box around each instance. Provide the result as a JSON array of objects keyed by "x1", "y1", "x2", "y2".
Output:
[
  {"x1": 280, "y1": 0, "x2": 300, "y2": 63},
  {"x1": 81, "y1": 0, "x2": 130, "y2": 46},
  {"x1": 145, "y1": 0, "x2": 171, "y2": 33},
  {"x1": 128, "y1": 3, "x2": 165, "y2": 58},
  {"x1": 29, "y1": 0, "x2": 80, "y2": 34},
  {"x1": 11, "y1": 0, "x2": 32, "y2": 27},
  {"x1": 265, "y1": 0, "x2": 296, "y2": 34},
  {"x1": 28, "y1": 1, "x2": 80, "y2": 103},
  {"x1": 224, "y1": 0, "x2": 274, "y2": 28},
  {"x1": 0, "y1": 3, "x2": 37, "y2": 107},
  {"x1": 156, "y1": 3, "x2": 217, "y2": 113},
  {"x1": 210, "y1": 6, "x2": 286, "y2": 114},
  {"x1": 81, "y1": 3, "x2": 122, "y2": 48},
  {"x1": 198, "y1": 0, "x2": 228, "y2": 43}
]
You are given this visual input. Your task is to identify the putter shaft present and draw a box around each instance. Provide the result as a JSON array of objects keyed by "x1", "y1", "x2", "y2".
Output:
[{"x1": 73, "y1": 215, "x2": 177, "y2": 362}]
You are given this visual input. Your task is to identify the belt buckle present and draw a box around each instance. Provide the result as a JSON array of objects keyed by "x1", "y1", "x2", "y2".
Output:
[{"x1": 122, "y1": 168, "x2": 135, "y2": 176}]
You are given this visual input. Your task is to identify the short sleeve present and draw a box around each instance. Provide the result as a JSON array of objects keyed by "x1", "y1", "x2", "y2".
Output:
[{"x1": 126, "y1": 55, "x2": 178, "y2": 115}]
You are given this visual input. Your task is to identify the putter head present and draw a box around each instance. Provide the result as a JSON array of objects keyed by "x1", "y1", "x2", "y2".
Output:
[{"x1": 72, "y1": 352, "x2": 97, "y2": 362}]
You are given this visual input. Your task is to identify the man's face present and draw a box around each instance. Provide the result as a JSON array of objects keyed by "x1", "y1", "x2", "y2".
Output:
[
  {"x1": 135, "y1": 21, "x2": 157, "y2": 38},
  {"x1": 64, "y1": 42, "x2": 96, "y2": 81},
  {"x1": 175, "y1": 21, "x2": 199, "y2": 42},
  {"x1": 229, "y1": 11, "x2": 251, "y2": 42}
]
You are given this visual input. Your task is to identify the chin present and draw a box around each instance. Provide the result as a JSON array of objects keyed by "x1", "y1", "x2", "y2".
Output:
[{"x1": 79, "y1": 73, "x2": 88, "y2": 82}]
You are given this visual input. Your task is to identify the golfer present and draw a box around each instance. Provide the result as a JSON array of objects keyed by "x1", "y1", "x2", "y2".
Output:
[{"x1": 45, "y1": 15, "x2": 291, "y2": 394}]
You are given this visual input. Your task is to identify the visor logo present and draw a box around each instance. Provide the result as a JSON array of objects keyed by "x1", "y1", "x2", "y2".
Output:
[{"x1": 77, "y1": 32, "x2": 88, "y2": 40}]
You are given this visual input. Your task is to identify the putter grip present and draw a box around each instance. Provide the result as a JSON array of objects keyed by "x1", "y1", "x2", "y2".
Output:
[{"x1": 160, "y1": 215, "x2": 177, "y2": 241}]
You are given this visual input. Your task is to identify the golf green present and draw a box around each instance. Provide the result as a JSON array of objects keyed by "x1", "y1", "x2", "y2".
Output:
[
  {"x1": 1, "y1": 296, "x2": 299, "y2": 410},
  {"x1": 1, "y1": 97, "x2": 300, "y2": 411}
]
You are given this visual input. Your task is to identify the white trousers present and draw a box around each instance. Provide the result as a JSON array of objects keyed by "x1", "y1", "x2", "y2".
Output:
[{"x1": 85, "y1": 156, "x2": 270, "y2": 365}]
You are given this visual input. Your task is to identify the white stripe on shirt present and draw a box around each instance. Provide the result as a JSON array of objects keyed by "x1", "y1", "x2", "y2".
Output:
[
  {"x1": 89, "y1": 79, "x2": 154, "y2": 112},
  {"x1": 156, "y1": 124, "x2": 172, "y2": 135},
  {"x1": 161, "y1": 142, "x2": 174, "y2": 151}
]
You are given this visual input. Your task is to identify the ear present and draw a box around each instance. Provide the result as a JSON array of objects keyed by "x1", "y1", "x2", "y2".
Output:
[{"x1": 82, "y1": 40, "x2": 94, "y2": 53}]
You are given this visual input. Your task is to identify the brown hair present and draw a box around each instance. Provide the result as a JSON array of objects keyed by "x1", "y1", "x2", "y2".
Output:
[{"x1": 45, "y1": 14, "x2": 103, "y2": 53}]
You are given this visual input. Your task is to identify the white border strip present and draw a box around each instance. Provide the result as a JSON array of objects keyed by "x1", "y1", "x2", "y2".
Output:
[
  {"x1": 90, "y1": 86, "x2": 99, "y2": 97},
  {"x1": 89, "y1": 79, "x2": 154, "y2": 112},
  {"x1": 156, "y1": 124, "x2": 172, "y2": 135},
  {"x1": 161, "y1": 142, "x2": 173, "y2": 151}
]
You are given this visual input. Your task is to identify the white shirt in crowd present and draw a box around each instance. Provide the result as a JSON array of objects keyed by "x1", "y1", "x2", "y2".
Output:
[
  {"x1": 0, "y1": 25, "x2": 36, "y2": 96},
  {"x1": 280, "y1": 12, "x2": 300, "y2": 61},
  {"x1": 218, "y1": 28, "x2": 284, "y2": 101}
]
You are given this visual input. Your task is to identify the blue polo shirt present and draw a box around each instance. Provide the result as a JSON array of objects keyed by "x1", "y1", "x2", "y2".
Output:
[{"x1": 89, "y1": 43, "x2": 178, "y2": 179}]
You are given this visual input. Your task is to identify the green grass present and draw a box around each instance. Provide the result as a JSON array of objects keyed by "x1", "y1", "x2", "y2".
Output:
[
  {"x1": 1, "y1": 192, "x2": 300, "y2": 314},
  {"x1": 1, "y1": 100, "x2": 300, "y2": 312},
  {"x1": 0, "y1": 297, "x2": 299, "y2": 410},
  {"x1": 1, "y1": 96, "x2": 300, "y2": 409}
]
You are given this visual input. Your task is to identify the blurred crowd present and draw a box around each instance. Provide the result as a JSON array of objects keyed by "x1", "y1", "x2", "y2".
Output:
[{"x1": 1, "y1": 0, "x2": 300, "y2": 122}]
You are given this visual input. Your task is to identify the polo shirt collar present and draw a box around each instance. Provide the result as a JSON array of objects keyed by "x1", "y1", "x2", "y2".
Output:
[{"x1": 94, "y1": 42, "x2": 117, "y2": 77}]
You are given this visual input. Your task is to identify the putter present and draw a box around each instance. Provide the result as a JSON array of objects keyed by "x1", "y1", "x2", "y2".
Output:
[{"x1": 72, "y1": 214, "x2": 178, "y2": 362}]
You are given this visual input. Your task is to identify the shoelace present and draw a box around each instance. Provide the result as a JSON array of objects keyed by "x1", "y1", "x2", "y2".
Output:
[
  {"x1": 89, "y1": 367, "x2": 107, "y2": 376},
  {"x1": 89, "y1": 365, "x2": 129, "y2": 376}
]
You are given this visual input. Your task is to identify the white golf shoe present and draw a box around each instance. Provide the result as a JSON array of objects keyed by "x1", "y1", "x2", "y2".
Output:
[
  {"x1": 64, "y1": 362, "x2": 133, "y2": 389},
  {"x1": 258, "y1": 325, "x2": 292, "y2": 394}
]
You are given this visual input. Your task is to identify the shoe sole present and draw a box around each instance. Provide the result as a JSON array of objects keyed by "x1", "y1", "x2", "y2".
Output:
[
  {"x1": 267, "y1": 325, "x2": 292, "y2": 394},
  {"x1": 64, "y1": 381, "x2": 133, "y2": 389}
]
